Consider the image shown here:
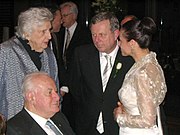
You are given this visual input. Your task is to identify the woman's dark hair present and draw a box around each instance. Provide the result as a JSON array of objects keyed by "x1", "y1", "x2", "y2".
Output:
[{"x1": 121, "y1": 17, "x2": 156, "y2": 49}]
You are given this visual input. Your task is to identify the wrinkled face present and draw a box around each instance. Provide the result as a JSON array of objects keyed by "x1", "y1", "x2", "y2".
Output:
[
  {"x1": 119, "y1": 29, "x2": 131, "y2": 56},
  {"x1": 61, "y1": 6, "x2": 76, "y2": 28},
  {"x1": 33, "y1": 76, "x2": 60, "y2": 118},
  {"x1": 91, "y1": 20, "x2": 119, "y2": 54},
  {"x1": 52, "y1": 10, "x2": 62, "y2": 32},
  {"x1": 27, "y1": 21, "x2": 52, "y2": 52}
]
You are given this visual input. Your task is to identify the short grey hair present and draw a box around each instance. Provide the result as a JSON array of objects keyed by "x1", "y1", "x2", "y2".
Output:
[
  {"x1": 60, "y1": 1, "x2": 78, "y2": 15},
  {"x1": 21, "y1": 71, "x2": 50, "y2": 98},
  {"x1": 16, "y1": 7, "x2": 53, "y2": 39},
  {"x1": 90, "y1": 12, "x2": 119, "y2": 32}
]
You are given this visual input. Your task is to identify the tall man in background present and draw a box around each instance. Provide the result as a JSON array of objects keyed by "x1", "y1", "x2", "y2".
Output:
[{"x1": 58, "y1": 1, "x2": 92, "y2": 128}]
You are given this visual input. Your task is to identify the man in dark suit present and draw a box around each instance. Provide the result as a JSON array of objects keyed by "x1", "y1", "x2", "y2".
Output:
[
  {"x1": 69, "y1": 12, "x2": 134, "y2": 135},
  {"x1": 58, "y1": 1, "x2": 92, "y2": 86},
  {"x1": 47, "y1": 4, "x2": 62, "y2": 64},
  {"x1": 6, "y1": 72, "x2": 75, "y2": 135},
  {"x1": 58, "y1": 1, "x2": 92, "y2": 127}
]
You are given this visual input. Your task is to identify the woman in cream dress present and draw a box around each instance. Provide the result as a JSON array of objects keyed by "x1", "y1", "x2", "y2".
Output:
[{"x1": 114, "y1": 17, "x2": 167, "y2": 135}]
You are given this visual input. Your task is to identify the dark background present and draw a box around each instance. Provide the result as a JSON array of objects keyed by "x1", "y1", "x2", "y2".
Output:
[
  {"x1": 1, "y1": 0, "x2": 180, "y2": 55},
  {"x1": 0, "y1": 0, "x2": 180, "y2": 133}
]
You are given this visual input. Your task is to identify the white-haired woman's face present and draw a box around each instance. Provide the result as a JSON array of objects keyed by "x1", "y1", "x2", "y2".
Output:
[{"x1": 27, "y1": 21, "x2": 52, "y2": 52}]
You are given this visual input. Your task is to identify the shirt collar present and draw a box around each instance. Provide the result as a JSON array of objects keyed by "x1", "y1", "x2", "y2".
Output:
[
  {"x1": 67, "y1": 21, "x2": 77, "y2": 33},
  {"x1": 24, "y1": 107, "x2": 48, "y2": 126},
  {"x1": 100, "y1": 44, "x2": 119, "y2": 58}
]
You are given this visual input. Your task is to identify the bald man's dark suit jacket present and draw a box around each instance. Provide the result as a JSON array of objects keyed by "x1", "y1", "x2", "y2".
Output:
[
  {"x1": 6, "y1": 108, "x2": 75, "y2": 135},
  {"x1": 69, "y1": 44, "x2": 134, "y2": 135}
]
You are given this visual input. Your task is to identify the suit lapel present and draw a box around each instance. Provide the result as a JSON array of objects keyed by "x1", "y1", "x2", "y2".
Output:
[
  {"x1": 53, "y1": 121, "x2": 67, "y2": 135},
  {"x1": 105, "y1": 49, "x2": 124, "y2": 92},
  {"x1": 88, "y1": 48, "x2": 123, "y2": 93},
  {"x1": 30, "y1": 123, "x2": 47, "y2": 135},
  {"x1": 13, "y1": 38, "x2": 38, "y2": 73},
  {"x1": 68, "y1": 25, "x2": 78, "y2": 46},
  {"x1": 66, "y1": 25, "x2": 80, "y2": 50},
  {"x1": 51, "y1": 112, "x2": 75, "y2": 135},
  {"x1": 19, "y1": 109, "x2": 47, "y2": 135},
  {"x1": 59, "y1": 27, "x2": 66, "y2": 54},
  {"x1": 90, "y1": 49, "x2": 103, "y2": 93}
]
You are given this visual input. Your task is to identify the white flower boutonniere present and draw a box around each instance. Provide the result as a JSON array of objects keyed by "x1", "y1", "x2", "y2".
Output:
[{"x1": 114, "y1": 62, "x2": 122, "y2": 78}]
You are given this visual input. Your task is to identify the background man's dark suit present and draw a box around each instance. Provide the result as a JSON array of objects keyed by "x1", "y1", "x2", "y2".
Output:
[
  {"x1": 58, "y1": 24, "x2": 92, "y2": 127},
  {"x1": 7, "y1": 108, "x2": 75, "y2": 135},
  {"x1": 58, "y1": 25, "x2": 92, "y2": 83},
  {"x1": 69, "y1": 44, "x2": 134, "y2": 135}
]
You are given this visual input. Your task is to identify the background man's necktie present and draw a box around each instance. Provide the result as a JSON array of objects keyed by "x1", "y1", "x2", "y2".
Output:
[
  {"x1": 46, "y1": 120, "x2": 63, "y2": 135},
  {"x1": 63, "y1": 28, "x2": 70, "y2": 69},
  {"x1": 64, "y1": 28, "x2": 70, "y2": 50},
  {"x1": 97, "y1": 55, "x2": 112, "y2": 134}
]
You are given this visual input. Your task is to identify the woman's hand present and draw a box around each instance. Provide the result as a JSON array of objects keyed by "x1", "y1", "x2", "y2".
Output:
[{"x1": 113, "y1": 101, "x2": 124, "y2": 121}]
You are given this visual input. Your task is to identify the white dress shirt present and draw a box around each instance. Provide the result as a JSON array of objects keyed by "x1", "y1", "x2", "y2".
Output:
[
  {"x1": 100, "y1": 44, "x2": 119, "y2": 91},
  {"x1": 25, "y1": 108, "x2": 62, "y2": 135}
]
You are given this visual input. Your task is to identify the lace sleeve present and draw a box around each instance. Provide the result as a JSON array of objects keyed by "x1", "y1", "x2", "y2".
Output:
[{"x1": 117, "y1": 63, "x2": 167, "y2": 128}]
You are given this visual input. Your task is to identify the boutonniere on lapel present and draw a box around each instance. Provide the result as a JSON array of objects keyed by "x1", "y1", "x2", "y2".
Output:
[{"x1": 113, "y1": 62, "x2": 122, "y2": 78}]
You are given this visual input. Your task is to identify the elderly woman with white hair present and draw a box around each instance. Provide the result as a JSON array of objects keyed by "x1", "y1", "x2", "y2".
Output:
[{"x1": 0, "y1": 7, "x2": 59, "y2": 120}]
